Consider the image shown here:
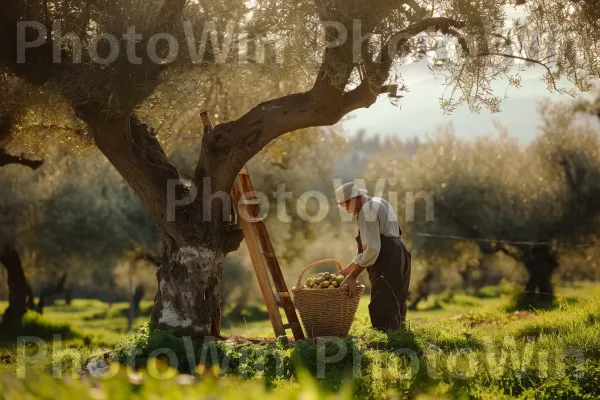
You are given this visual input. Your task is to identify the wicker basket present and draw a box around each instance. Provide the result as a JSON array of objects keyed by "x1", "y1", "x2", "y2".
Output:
[{"x1": 292, "y1": 259, "x2": 364, "y2": 338}]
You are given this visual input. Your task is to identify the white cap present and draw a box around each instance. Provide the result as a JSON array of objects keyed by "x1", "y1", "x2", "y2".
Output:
[{"x1": 334, "y1": 182, "x2": 368, "y2": 204}]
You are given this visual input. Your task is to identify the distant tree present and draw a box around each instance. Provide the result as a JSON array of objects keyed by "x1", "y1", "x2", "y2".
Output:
[
  {"x1": 0, "y1": 153, "x2": 161, "y2": 325},
  {"x1": 2, "y1": 0, "x2": 598, "y2": 336},
  {"x1": 0, "y1": 244, "x2": 34, "y2": 330},
  {"x1": 369, "y1": 103, "x2": 600, "y2": 303},
  {"x1": 408, "y1": 269, "x2": 434, "y2": 310},
  {"x1": 0, "y1": 69, "x2": 91, "y2": 329},
  {"x1": 35, "y1": 271, "x2": 68, "y2": 312}
]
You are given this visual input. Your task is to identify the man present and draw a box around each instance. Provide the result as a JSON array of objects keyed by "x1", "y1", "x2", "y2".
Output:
[{"x1": 336, "y1": 182, "x2": 411, "y2": 331}]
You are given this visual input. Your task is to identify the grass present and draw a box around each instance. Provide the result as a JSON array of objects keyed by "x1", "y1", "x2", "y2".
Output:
[
  {"x1": 0, "y1": 299, "x2": 274, "y2": 345},
  {"x1": 1, "y1": 282, "x2": 600, "y2": 399}
]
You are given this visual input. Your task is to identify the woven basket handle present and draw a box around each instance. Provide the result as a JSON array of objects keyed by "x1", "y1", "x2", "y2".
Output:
[{"x1": 295, "y1": 259, "x2": 343, "y2": 289}]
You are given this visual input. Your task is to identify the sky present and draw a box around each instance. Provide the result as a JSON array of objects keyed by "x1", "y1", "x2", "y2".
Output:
[
  {"x1": 338, "y1": 59, "x2": 583, "y2": 144},
  {"x1": 337, "y1": 5, "x2": 598, "y2": 144}
]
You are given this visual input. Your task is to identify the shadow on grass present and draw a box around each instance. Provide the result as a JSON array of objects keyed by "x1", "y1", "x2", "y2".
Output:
[
  {"x1": 221, "y1": 304, "x2": 271, "y2": 325},
  {"x1": 83, "y1": 303, "x2": 269, "y2": 326},
  {"x1": 440, "y1": 296, "x2": 481, "y2": 307},
  {"x1": 83, "y1": 303, "x2": 154, "y2": 321},
  {"x1": 414, "y1": 301, "x2": 444, "y2": 312},
  {"x1": 469, "y1": 286, "x2": 504, "y2": 299},
  {"x1": 0, "y1": 311, "x2": 86, "y2": 351},
  {"x1": 504, "y1": 292, "x2": 566, "y2": 312},
  {"x1": 359, "y1": 323, "x2": 487, "y2": 354},
  {"x1": 113, "y1": 323, "x2": 450, "y2": 396}
]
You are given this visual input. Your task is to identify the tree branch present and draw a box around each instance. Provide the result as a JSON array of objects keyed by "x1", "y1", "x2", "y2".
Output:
[
  {"x1": 0, "y1": 148, "x2": 43, "y2": 170},
  {"x1": 134, "y1": 251, "x2": 161, "y2": 267},
  {"x1": 80, "y1": 0, "x2": 91, "y2": 38},
  {"x1": 194, "y1": 17, "x2": 467, "y2": 195},
  {"x1": 490, "y1": 242, "x2": 523, "y2": 261},
  {"x1": 476, "y1": 52, "x2": 560, "y2": 92},
  {"x1": 447, "y1": 28, "x2": 469, "y2": 54},
  {"x1": 404, "y1": 0, "x2": 427, "y2": 14},
  {"x1": 158, "y1": 0, "x2": 189, "y2": 24}
]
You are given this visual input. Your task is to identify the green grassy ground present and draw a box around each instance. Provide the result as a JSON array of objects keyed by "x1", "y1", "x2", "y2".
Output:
[
  {"x1": 0, "y1": 299, "x2": 153, "y2": 346},
  {"x1": 1, "y1": 283, "x2": 591, "y2": 343},
  {"x1": 1, "y1": 283, "x2": 599, "y2": 399}
]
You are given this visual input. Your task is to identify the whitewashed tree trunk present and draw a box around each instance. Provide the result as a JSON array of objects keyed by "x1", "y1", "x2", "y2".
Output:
[{"x1": 150, "y1": 245, "x2": 225, "y2": 336}]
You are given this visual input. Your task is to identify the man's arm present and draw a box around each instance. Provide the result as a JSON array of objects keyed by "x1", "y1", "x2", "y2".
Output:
[
  {"x1": 353, "y1": 205, "x2": 382, "y2": 268},
  {"x1": 348, "y1": 263, "x2": 365, "y2": 279},
  {"x1": 340, "y1": 262, "x2": 364, "y2": 277},
  {"x1": 339, "y1": 262, "x2": 358, "y2": 276}
]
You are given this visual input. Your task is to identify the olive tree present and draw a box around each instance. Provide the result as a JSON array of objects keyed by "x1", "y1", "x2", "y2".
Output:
[
  {"x1": 0, "y1": 69, "x2": 93, "y2": 330},
  {"x1": 1, "y1": 0, "x2": 598, "y2": 336},
  {"x1": 0, "y1": 152, "x2": 162, "y2": 327},
  {"x1": 0, "y1": 72, "x2": 61, "y2": 328},
  {"x1": 368, "y1": 101, "x2": 600, "y2": 301}
]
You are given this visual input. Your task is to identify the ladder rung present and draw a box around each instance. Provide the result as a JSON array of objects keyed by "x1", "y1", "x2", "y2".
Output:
[
  {"x1": 238, "y1": 166, "x2": 249, "y2": 176},
  {"x1": 282, "y1": 322, "x2": 301, "y2": 330},
  {"x1": 240, "y1": 199, "x2": 260, "y2": 205}
]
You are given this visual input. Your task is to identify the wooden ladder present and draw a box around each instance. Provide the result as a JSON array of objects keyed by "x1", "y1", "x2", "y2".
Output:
[{"x1": 201, "y1": 112, "x2": 305, "y2": 341}]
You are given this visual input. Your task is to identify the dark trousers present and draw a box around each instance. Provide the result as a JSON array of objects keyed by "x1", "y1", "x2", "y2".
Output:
[{"x1": 357, "y1": 235, "x2": 412, "y2": 331}]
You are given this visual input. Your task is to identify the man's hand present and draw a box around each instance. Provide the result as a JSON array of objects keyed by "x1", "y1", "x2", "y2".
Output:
[{"x1": 341, "y1": 275, "x2": 358, "y2": 298}]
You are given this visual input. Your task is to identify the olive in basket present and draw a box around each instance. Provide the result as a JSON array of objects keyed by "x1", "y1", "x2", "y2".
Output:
[{"x1": 303, "y1": 271, "x2": 344, "y2": 289}]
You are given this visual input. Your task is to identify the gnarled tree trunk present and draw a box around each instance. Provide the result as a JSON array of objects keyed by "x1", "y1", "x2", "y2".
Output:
[
  {"x1": 0, "y1": 244, "x2": 34, "y2": 331},
  {"x1": 522, "y1": 246, "x2": 559, "y2": 304},
  {"x1": 524, "y1": 266, "x2": 555, "y2": 296},
  {"x1": 36, "y1": 272, "x2": 67, "y2": 313},
  {"x1": 150, "y1": 245, "x2": 225, "y2": 337},
  {"x1": 486, "y1": 243, "x2": 558, "y2": 301},
  {"x1": 80, "y1": 111, "x2": 242, "y2": 337}
]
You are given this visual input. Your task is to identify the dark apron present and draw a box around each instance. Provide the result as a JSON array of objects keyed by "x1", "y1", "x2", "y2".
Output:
[{"x1": 356, "y1": 231, "x2": 412, "y2": 331}]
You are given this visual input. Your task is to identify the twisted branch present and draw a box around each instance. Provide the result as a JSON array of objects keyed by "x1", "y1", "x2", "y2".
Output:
[
  {"x1": 194, "y1": 17, "x2": 468, "y2": 196},
  {"x1": 0, "y1": 148, "x2": 43, "y2": 170}
]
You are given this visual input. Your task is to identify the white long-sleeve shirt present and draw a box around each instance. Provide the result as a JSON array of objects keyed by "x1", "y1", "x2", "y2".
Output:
[{"x1": 353, "y1": 197, "x2": 401, "y2": 268}]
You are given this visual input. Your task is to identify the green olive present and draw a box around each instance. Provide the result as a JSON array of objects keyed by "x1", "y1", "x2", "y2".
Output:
[
  {"x1": 331, "y1": 280, "x2": 340, "y2": 288},
  {"x1": 320, "y1": 281, "x2": 330, "y2": 288}
]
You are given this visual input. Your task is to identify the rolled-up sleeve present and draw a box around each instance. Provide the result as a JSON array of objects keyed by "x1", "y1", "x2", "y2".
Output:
[{"x1": 353, "y1": 212, "x2": 381, "y2": 267}]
